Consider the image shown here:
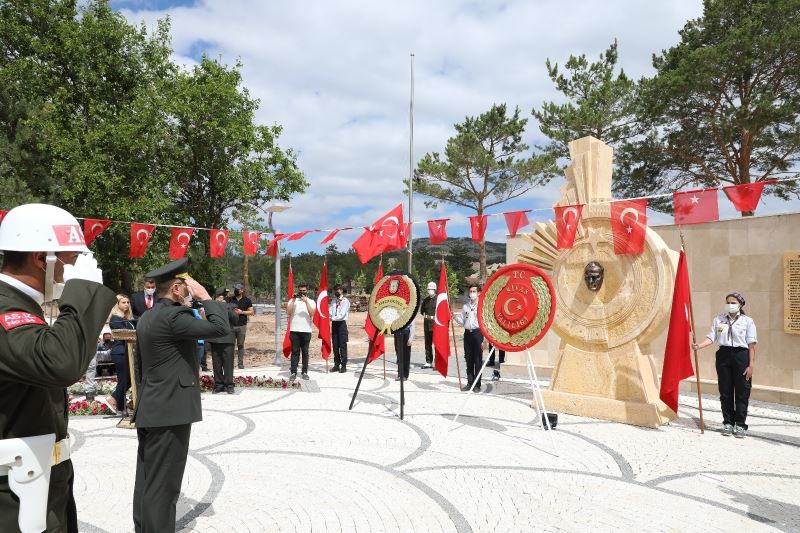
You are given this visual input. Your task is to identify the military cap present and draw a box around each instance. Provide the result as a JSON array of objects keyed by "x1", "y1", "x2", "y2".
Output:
[{"x1": 145, "y1": 258, "x2": 189, "y2": 284}]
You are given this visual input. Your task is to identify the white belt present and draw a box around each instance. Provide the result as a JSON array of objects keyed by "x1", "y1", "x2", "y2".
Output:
[{"x1": 52, "y1": 438, "x2": 71, "y2": 466}]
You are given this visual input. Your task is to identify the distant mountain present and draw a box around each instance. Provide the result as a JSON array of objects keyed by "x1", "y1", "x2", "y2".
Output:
[{"x1": 411, "y1": 237, "x2": 506, "y2": 264}]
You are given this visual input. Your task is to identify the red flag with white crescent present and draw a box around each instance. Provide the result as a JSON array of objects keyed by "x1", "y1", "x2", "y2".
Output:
[
  {"x1": 468, "y1": 214, "x2": 489, "y2": 242},
  {"x1": 83, "y1": 219, "x2": 111, "y2": 246},
  {"x1": 243, "y1": 230, "x2": 261, "y2": 256},
  {"x1": 554, "y1": 204, "x2": 583, "y2": 249},
  {"x1": 660, "y1": 251, "x2": 695, "y2": 413},
  {"x1": 610, "y1": 199, "x2": 648, "y2": 255},
  {"x1": 209, "y1": 229, "x2": 230, "y2": 258},
  {"x1": 365, "y1": 260, "x2": 385, "y2": 363},
  {"x1": 282, "y1": 265, "x2": 294, "y2": 358},
  {"x1": 352, "y1": 203, "x2": 404, "y2": 264},
  {"x1": 313, "y1": 262, "x2": 332, "y2": 360},
  {"x1": 169, "y1": 227, "x2": 194, "y2": 260},
  {"x1": 673, "y1": 189, "x2": 719, "y2": 225},
  {"x1": 129, "y1": 223, "x2": 155, "y2": 258},
  {"x1": 427, "y1": 219, "x2": 448, "y2": 244},
  {"x1": 432, "y1": 261, "x2": 452, "y2": 378},
  {"x1": 503, "y1": 210, "x2": 530, "y2": 238}
]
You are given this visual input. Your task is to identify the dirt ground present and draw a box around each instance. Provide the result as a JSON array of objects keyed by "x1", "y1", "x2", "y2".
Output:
[{"x1": 241, "y1": 311, "x2": 438, "y2": 366}]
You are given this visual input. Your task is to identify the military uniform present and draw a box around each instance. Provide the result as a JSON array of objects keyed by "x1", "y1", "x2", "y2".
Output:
[
  {"x1": 420, "y1": 294, "x2": 436, "y2": 366},
  {"x1": 131, "y1": 260, "x2": 231, "y2": 533},
  {"x1": 0, "y1": 277, "x2": 116, "y2": 533}
]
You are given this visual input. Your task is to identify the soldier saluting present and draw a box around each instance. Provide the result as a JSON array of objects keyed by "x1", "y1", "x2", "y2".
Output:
[
  {"x1": 0, "y1": 203, "x2": 116, "y2": 533},
  {"x1": 132, "y1": 258, "x2": 231, "y2": 532}
]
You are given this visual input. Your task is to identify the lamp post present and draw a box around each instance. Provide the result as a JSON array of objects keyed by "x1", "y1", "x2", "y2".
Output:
[{"x1": 265, "y1": 203, "x2": 291, "y2": 366}]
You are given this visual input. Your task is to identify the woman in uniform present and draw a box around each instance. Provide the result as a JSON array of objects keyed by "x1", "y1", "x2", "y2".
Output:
[{"x1": 692, "y1": 292, "x2": 757, "y2": 438}]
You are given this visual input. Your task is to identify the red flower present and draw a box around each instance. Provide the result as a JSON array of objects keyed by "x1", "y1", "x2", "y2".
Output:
[{"x1": 81, "y1": 401, "x2": 88, "y2": 409}]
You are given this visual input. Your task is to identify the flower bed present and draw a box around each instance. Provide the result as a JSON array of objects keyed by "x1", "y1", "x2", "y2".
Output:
[
  {"x1": 68, "y1": 399, "x2": 115, "y2": 416},
  {"x1": 199, "y1": 374, "x2": 300, "y2": 391},
  {"x1": 68, "y1": 378, "x2": 117, "y2": 396}
]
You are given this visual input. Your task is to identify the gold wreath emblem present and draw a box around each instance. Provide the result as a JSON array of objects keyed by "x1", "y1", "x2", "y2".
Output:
[
  {"x1": 481, "y1": 274, "x2": 551, "y2": 347},
  {"x1": 368, "y1": 274, "x2": 419, "y2": 334}
]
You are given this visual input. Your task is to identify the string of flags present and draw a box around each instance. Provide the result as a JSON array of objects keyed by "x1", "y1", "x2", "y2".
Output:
[{"x1": 0, "y1": 178, "x2": 787, "y2": 261}]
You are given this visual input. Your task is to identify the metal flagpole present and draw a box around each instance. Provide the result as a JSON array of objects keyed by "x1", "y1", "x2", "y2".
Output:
[
  {"x1": 680, "y1": 229, "x2": 705, "y2": 433},
  {"x1": 407, "y1": 52, "x2": 414, "y2": 272}
]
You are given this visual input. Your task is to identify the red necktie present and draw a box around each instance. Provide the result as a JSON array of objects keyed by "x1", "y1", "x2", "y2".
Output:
[{"x1": 146, "y1": 295, "x2": 152, "y2": 309}]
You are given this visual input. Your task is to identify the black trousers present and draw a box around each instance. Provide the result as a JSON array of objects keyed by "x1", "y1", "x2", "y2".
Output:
[
  {"x1": 211, "y1": 342, "x2": 234, "y2": 390},
  {"x1": 111, "y1": 351, "x2": 130, "y2": 410},
  {"x1": 394, "y1": 328, "x2": 411, "y2": 379},
  {"x1": 134, "y1": 424, "x2": 192, "y2": 533},
  {"x1": 0, "y1": 460, "x2": 77, "y2": 533},
  {"x1": 424, "y1": 323, "x2": 434, "y2": 364},
  {"x1": 331, "y1": 321, "x2": 348, "y2": 366},
  {"x1": 487, "y1": 347, "x2": 506, "y2": 366},
  {"x1": 716, "y1": 346, "x2": 752, "y2": 429},
  {"x1": 464, "y1": 329, "x2": 484, "y2": 388},
  {"x1": 290, "y1": 331, "x2": 311, "y2": 374}
]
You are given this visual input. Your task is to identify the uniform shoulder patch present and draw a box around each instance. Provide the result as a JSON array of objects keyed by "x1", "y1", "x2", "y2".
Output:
[{"x1": 0, "y1": 311, "x2": 47, "y2": 330}]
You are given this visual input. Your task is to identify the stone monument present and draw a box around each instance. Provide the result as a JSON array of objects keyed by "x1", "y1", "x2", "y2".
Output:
[{"x1": 517, "y1": 136, "x2": 678, "y2": 428}]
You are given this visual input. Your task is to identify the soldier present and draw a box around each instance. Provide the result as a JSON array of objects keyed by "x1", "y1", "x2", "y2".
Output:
[
  {"x1": 132, "y1": 258, "x2": 231, "y2": 532},
  {"x1": 420, "y1": 281, "x2": 437, "y2": 369},
  {"x1": 0, "y1": 203, "x2": 116, "y2": 533}
]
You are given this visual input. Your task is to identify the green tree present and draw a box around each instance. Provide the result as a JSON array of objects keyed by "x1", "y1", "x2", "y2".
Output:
[
  {"x1": 533, "y1": 40, "x2": 640, "y2": 167},
  {"x1": 623, "y1": 0, "x2": 800, "y2": 215},
  {"x1": 414, "y1": 104, "x2": 554, "y2": 282}
]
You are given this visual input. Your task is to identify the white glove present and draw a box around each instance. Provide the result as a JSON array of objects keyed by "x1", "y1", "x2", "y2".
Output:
[{"x1": 63, "y1": 253, "x2": 104, "y2": 284}]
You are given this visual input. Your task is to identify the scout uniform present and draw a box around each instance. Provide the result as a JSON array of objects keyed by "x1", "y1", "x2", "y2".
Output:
[{"x1": 132, "y1": 259, "x2": 231, "y2": 533}]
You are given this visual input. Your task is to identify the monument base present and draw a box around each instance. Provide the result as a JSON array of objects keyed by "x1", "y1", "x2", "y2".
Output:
[{"x1": 540, "y1": 390, "x2": 674, "y2": 428}]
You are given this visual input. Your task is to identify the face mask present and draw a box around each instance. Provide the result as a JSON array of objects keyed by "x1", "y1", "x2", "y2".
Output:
[
  {"x1": 234, "y1": 290, "x2": 242, "y2": 297},
  {"x1": 336, "y1": 292, "x2": 343, "y2": 298},
  {"x1": 726, "y1": 303, "x2": 740, "y2": 314},
  {"x1": 144, "y1": 288, "x2": 156, "y2": 296},
  {"x1": 428, "y1": 289, "x2": 435, "y2": 296},
  {"x1": 469, "y1": 292, "x2": 478, "y2": 301}
]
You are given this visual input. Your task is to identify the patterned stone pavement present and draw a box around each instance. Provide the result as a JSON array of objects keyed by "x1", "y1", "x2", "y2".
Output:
[{"x1": 68, "y1": 354, "x2": 800, "y2": 532}]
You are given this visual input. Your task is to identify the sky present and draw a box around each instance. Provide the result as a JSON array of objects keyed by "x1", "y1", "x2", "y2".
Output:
[{"x1": 111, "y1": 0, "x2": 786, "y2": 255}]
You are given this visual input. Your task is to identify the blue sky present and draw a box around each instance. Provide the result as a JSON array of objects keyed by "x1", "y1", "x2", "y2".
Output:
[{"x1": 113, "y1": 0, "x2": 792, "y2": 256}]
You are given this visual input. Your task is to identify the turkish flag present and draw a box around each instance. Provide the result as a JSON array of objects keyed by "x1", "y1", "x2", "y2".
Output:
[
  {"x1": 554, "y1": 204, "x2": 583, "y2": 249},
  {"x1": 610, "y1": 199, "x2": 648, "y2": 255},
  {"x1": 432, "y1": 261, "x2": 452, "y2": 378},
  {"x1": 503, "y1": 210, "x2": 530, "y2": 238},
  {"x1": 352, "y1": 204, "x2": 404, "y2": 264},
  {"x1": 266, "y1": 233, "x2": 287, "y2": 257},
  {"x1": 659, "y1": 250, "x2": 695, "y2": 414},
  {"x1": 723, "y1": 180, "x2": 774, "y2": 213},
  {"x1": 321, "y1": 227, "x2": 350, "y2": 245},
  {"x1": 83, "y1": 219, "x2": 111, "y2": 246},
  {"x1": 282, "y1": 265, "x2": 294, "y2": 358},
  {"x1": 399, "y1": 222, "x2": 412, "y2": 249},
  {"x1": 673, "y1": 189, "x2": 719, "y2": 225},
  {"x1": 0, "y1": 210, "x2": 7, "y2": 224},
  {"x1": 288, "y1": 230, "x2": 315, "y2": 241},
  {"x1": 243, "y1": 231, "x2": 261, "y2": 256},
  {"x1": 169, "y1": 227, "x2": 194, "y2": 260},
  {"x1": 365, "y1": 260, "x2": 385, "y2": 363},
  {"x1": 129, "y1": 223, "x2": 155, "y2": 258},
  {"x1": 427, "y1": 219, "x2": 448, "y2": 244},
  {"x1": 209, "y1": 229, "x2": 230, "y2": 258},
  {"x1": 313, "y1": 263, "x2": 332, "y2": 360},
  {"x1": 469, "y1": 215, "x2": 488, "y2": 242}
]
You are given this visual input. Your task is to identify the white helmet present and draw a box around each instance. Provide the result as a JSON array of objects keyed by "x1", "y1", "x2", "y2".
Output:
[
  {"x1": 427, "y1": 281, "x2": 437, "y2": 291},
  {"x1": 0, "y1": 204, "x2": 89, "y2": 253}
]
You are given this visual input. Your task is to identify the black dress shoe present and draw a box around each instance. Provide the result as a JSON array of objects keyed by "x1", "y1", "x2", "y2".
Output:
[
  {"x1": 226, "y1": 387, "x2": 235, "y2": 394},
  {"x1": 212, "y1": 388, "x2": 224, "y2": 394},
  {"x1": 332, "y1": 365, "x2": 340, "y2": 372},
  {"x1": 461, "y1": 385, "x2": 471, "y2": 392},
  {"x1": 473, "y1": 384, "x2": 482, "y2": 392},
  {"x1": 339, "y1": 366, "x2": 347, "y2": 373}
]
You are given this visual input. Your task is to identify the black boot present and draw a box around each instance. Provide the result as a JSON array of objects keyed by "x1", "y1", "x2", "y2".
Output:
[
  {"x1": 339, "y1": 365, "x2": 347, "y2": 373},
  {"x1": 332, "y1": 363, "x2": 340, "y2": 372}
]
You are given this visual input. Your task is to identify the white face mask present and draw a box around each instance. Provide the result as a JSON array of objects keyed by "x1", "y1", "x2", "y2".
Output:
[
  {"x1": 428, "y1": 289, "x2": 435, "y2": 296},
  {"x1": 726, "y1": 303, "x2": 740, "y2": 314},
  {"x1": 144, "y1": 288, "x2": 156, "y2": 296},
  {"x1": 469, "y1": 292, "x2": 478, "y2": 301}
]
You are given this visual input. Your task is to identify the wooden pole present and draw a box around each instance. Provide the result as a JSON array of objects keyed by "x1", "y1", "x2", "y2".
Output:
[{"x1": 680, "y1": 229, "x2": 705, "y2": 434}]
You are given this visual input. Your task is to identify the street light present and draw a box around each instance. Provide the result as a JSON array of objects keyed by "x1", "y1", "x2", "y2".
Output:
[{"x1": 264, "y1": 203, "x2": 291, "y2": 366}]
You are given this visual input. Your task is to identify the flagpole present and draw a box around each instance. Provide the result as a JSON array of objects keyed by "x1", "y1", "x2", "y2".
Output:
[
  {"x1": 407, "y1": 52, "x2": 415, "y2": 272},
  {"x1": 679, "y1": 229, "x2": 705, "y2": 434}
]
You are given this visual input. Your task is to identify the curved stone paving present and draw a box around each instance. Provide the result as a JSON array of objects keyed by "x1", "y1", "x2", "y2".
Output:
[{"x1": 68, "y1": 359, "x2": 800, "y2": 532}]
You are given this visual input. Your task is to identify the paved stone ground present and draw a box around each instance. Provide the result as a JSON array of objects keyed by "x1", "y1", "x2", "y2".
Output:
[{"x1": 69, "y1": 351, "x2": 800, "y2": 532}]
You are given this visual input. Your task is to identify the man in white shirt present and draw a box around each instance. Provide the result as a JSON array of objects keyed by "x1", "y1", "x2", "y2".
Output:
[
  {"x1": 456, "y1": 283, "x2": 487, "y2": 392},
  {"x1": 329, "y1": 285, "x2": 350, "y2": 373},
  {"x1": 287, "y1": 282, "x2": 316, "y2": 381}
]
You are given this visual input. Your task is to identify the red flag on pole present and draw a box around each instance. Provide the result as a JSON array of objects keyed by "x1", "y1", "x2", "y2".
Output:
[
  {"x1": 427, "y1": 219, "x2": 448, "y2": 244},
  {"x1": 209, "y1": 229, "x2": 230, "y2": 258},
  {"x1": 83, "y1": 219, "x2": 111, "y2": 246},
  {"x1": 673, "y1": 189, "x2": 719, "y2": 225},
  {"x1": 320, "y1": 227, "x2": 351, "y2": 245},
  {"x1": 313, "y1": 263, "x2": 332, "y2": 360},
  {"x1": 169, "y1": 227, "x2": 194, "y2": 260},
  {"x1": 503, "y1": 210, "x2": 530, "y2": 238},
  {"x1": 243, "y1": 231, "x2": 261, "y2": 255},
  {"x1": 365, "y1": 260, "x2": 385, "y2": 363},
  {"x1": 660, "y1": 250, "x2": 696, "y2": 413},
  {"x1": 282, "y1": 265, "x2": 294, "y2": 358},
  {"x1": 722, "y1": 180, "x2": 774, "y2": 213},
  {"x1": 554, "y1": 204, "x2": 583, "y2": 249},
  {"x1": 266, "y1": 233, "x2": 287, "y2": 257},
  {"x1": 129, "y1": 223, "x2": 155, "y2": 258},
  {"x1": 468, "y1": 215, "x2": 488, "y2": 242},
  {"x1": 399, "y1": 222, "x2": 412, "y2": 248},
  {"x1": 432, "y1": 261, "x2": 452, "y2": 377},
  {"x1": 610, "y1": 199, "x2": 648, "y2": 255},
  {"x1": 352, "y1": 204, "x2": 404, "y2": 264}
]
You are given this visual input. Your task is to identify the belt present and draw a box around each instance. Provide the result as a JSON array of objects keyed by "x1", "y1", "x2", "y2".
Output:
[{"x1": 52, "y1": 437, "x2": 71, "y2": 466}]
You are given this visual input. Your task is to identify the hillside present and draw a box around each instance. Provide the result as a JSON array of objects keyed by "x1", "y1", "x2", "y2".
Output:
[{"x1": 411, "y1": 236, "x2": 506, "y2": 264}]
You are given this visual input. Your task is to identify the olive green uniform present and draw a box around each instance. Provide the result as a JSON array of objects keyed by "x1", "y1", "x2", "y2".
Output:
[
  {"x1": 0, "y1": 279, "x2": 116, "y2": 533},
  {"x1": 132, "y1": 298, "x2": 230, "y2": 532},
  {"x1": 420, "y1": 295, "x2": 436, "y2": 365}
]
